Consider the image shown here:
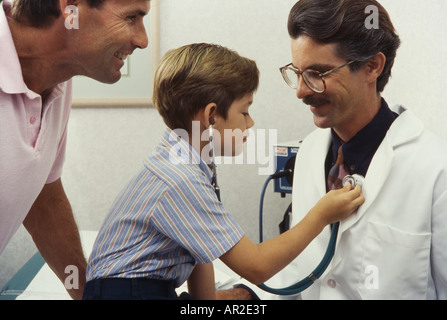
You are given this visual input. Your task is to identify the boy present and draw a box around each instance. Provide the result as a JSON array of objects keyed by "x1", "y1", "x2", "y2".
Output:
[{"x1": 83, "y1": 43, "x2": 364, "y2": 300}]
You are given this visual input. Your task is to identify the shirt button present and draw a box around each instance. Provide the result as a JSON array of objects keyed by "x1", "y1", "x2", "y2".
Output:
[
  {"x1": 327, "y1": 279, "x2": 337, "y2": 288},
  {"x1": 30, "y1": 116, "x2": 37, "y2": 124}
]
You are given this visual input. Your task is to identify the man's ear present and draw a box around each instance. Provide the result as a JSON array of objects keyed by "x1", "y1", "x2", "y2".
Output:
[
  {"x1": 59, "y1": 0, "x2": 79, "y2": 17},
  {"x1": 364, "y1": 52, "x2": 386, "y2": 84}
]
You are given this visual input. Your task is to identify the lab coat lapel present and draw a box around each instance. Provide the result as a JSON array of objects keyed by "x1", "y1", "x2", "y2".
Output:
[
  {"x1": 307, "y1": 127, "x2": 395, "y2": 236},
  {"x1": 337, "y1": 106, "x2": 423, "y2": 236},
  {"x1": 338, "y1": 137, "x2": 394, "y2": 235},
  {"x1": 292, "y1": 129, "x2": 333, "y2": 278},
  {"x1": 310, "y1": 129, "x2": 332, "y2": 198},
  {"x1": 310, "y1": 130, "x2": 333, "y2": 248}
]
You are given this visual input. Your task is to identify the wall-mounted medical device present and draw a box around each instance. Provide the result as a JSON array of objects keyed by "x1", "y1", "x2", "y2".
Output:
[{"x1": 273, "y1": 141, "x2": 301, "y2": 196}]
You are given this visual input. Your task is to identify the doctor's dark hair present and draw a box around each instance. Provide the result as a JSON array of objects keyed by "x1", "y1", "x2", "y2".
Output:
[
  {"x1": 12, "y1": 0, "x2": 106, "y2": 28},
  {"x1": 153, "y1": 43, "x2": 260, "y2": 133},
  {"x1": 288, "y1": 0, "x2": 401, "y2": 92}
]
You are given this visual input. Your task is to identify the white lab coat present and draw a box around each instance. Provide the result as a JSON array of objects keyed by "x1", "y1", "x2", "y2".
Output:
[{"x1": 252, "y1": 106, "x2": 447, "y2": 300}]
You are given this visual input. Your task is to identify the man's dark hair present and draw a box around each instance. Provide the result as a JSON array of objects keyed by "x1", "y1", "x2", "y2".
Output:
[
  {"x1": 288, "y1": 0, "x2": 401, "y2": 92},
  {"x1": 12, "y1": 0, "x2": 106, "y2": 28}
]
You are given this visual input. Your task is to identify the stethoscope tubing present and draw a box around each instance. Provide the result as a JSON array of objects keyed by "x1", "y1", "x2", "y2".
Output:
[
  {"x1": 257, "y1": 173, "x2": 363, "y2": 295},
  {"x1": 257, "y1": 172, "x2": 342, "y2": 295},
  {"x1": 257, "y1": 222, "x2": 339, "y2": 295}
]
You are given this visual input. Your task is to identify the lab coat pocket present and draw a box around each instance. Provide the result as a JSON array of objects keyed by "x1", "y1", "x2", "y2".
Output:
[{"x1": 358, "y1": 221, "x2": 431, "y2": 300}]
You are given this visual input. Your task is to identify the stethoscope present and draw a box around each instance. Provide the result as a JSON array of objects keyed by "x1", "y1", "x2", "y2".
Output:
[
  {"x1": 208, "y1": 118, "x2": 364, "y2": 295},
  {"x1": 257, "y1": 172, "x2": 364, "y2": 295},
  {"x1": 209, "y1": 119, "x2": 221, "y2": 202}
]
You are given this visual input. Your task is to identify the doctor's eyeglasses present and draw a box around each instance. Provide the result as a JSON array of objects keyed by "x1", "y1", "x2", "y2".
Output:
[{"x1": 280, "y1": 61, "x2": 354, "y2": 94}]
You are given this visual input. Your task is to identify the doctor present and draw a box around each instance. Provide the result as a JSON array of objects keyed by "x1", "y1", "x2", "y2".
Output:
[{"x1": 228, "y1": 0, "x2": 447, "y2": 300}]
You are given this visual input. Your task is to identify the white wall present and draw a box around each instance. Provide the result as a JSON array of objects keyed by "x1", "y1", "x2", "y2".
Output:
[
  {"x1": 2, "y1": 0, "x2": 447, "y2": 289},
  {"x1": 380, "y1": 0, "x2": 447, "y2": 139}
]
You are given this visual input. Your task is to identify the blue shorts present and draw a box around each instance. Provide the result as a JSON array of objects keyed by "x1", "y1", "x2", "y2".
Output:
[{"x1": 82, "y1": 278, "x2": 182, "y2": 300}]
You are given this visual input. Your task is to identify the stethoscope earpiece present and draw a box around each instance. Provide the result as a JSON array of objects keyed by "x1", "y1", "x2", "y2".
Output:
[{"x1": 208, "y1": 118, "x2": 220, "y2": 201}]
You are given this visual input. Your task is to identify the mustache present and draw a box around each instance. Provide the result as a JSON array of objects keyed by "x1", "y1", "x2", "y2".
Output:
[{"x1": 302, "y1": 96, "x2": 330, "y2": 106}]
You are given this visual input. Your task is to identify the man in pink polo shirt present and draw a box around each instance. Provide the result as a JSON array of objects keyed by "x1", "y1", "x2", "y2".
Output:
[{"x1": 0, "y1": 0, "x2": 150, "y2": 299}]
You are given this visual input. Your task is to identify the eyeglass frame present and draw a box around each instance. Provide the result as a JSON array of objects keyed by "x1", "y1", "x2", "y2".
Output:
[{"x1": 280, "y1": 60, "x2": 355, "y2": 94}]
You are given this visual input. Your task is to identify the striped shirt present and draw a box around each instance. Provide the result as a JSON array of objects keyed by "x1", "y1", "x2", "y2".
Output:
[{"x1": 86, "y1": 128, "x2": 244, "y2": 287}]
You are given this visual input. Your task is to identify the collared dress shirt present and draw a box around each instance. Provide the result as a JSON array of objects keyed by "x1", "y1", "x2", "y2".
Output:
[
  {"x1": 86, "y1": 129, "x2": 244, "y2": 288},
  {"x1": 0, "y1": 1, "x2": 72, "y2": 253},
  {"x1": 326, "y1": 98, "x2": 398, "y2": 178}
]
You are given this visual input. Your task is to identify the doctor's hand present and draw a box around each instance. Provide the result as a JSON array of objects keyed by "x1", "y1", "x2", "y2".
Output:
[{"x1": 311, "y1": 183, "x2": 365, "y2": 226}]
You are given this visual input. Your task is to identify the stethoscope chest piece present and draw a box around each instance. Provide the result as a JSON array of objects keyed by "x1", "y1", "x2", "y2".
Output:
[{"x1": 342, "y1": 174, "x2": 365, "y2": 190}]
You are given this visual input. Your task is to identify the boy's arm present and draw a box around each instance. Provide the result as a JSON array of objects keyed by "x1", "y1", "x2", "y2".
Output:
[
  {"x1": 187, "y1": 262, "x2": 216, "y2": 300},
  {"x1": 220, "y1": 214, "x2": 325, "y2": 285},
  {"x1": 220, "y1": 185, "x2": 364, "y2": 285}
]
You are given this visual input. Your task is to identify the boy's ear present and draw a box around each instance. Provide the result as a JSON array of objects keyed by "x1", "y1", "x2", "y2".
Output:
[{"x1": 204, "y1": 102, "x2": 218, "y2": 127}]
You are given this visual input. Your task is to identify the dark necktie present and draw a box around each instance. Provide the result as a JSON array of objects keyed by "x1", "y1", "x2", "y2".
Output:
[{"x1": 327, "y1": 145, "x2": 350, "y2": 191}]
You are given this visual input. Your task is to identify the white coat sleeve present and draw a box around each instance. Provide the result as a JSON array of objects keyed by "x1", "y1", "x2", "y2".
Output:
[{"x1": 431, "y1": 172, "x2": 447, "y2": 299}]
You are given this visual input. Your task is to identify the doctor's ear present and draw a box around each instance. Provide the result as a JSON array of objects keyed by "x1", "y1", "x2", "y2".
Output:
[{"x1": 364, "y1": 52, "x2": 386, "y2": 84}]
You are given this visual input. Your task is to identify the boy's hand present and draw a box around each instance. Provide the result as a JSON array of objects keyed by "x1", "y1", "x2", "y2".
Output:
[{"x1": 314, "y1": 183, "x2": 365, "y2": 225}]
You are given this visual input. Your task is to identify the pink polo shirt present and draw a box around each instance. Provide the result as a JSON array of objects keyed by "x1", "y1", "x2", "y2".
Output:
[{"x1": 0, "y1": 2, "x2": 72, "y2": 253}]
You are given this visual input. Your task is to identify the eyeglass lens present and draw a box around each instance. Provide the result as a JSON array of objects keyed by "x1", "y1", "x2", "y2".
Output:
[{"x1": 283, "y1": 68, "x2": 324, "y2": 93}]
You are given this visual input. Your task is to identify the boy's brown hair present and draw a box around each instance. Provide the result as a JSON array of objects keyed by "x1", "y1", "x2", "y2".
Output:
[{"x1": 153, "y1": 43, "x2": 259, "y2": 132}]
